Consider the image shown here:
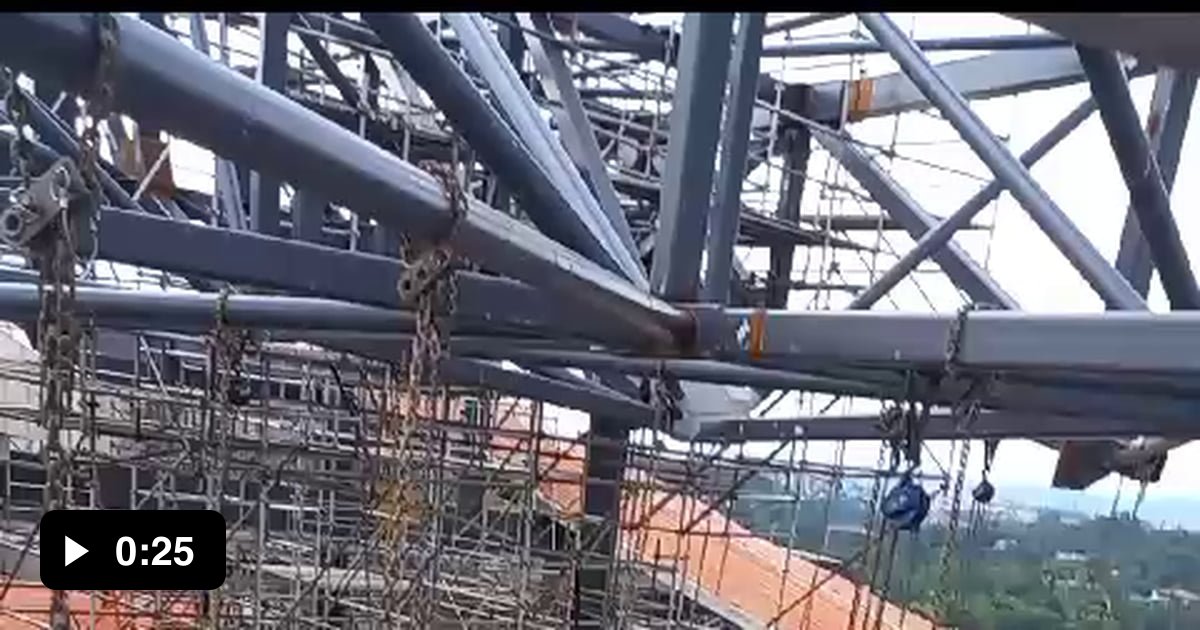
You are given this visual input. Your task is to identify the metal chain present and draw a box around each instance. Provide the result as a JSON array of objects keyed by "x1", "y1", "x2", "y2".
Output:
[
  {"x1": 935, "y1": 408, "x2": 976, "y2": 617},
  {"x1": 378, "y1": 138, "x2": 466, "y2": 624},
  {"x1": 23, "y1": 15, "x2": 116, "y2": 628},
  {"x1": 81, "y1": 13, "x2": 119, "y2": 201},
  {"x1": 202, "y1": 289, "x2": 242, "y2": 628}
]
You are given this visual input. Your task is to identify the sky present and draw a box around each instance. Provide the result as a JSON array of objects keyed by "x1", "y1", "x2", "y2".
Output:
[{"x1": 53, "y1": 13, "x2": 1199, "y2": 513}]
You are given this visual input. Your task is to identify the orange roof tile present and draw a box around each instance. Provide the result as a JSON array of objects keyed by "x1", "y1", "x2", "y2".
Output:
[{"x1": 492, "y1": 411, "x2": 938, "y2": 629}]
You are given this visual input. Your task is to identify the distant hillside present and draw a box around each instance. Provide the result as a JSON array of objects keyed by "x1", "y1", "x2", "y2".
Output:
[{"x1": 995, "y1": 484, "x2": 1200, "y2": 531}]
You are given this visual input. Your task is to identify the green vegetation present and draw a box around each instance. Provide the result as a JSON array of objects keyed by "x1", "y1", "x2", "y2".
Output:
[{"x1": 730, "y1": 472, "x2": 1200, "y2": 629}]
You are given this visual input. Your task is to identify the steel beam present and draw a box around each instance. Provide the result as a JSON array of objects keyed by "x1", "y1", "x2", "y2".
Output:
[
  {"x1": 249, "y1": 12, "x2": 289, "y2": 236},
  {"x1": 555, "y1": 13, "x2": 671, "y2": 60},
  {"x1": 463, "y1": 346, "x2": 885, "y2": 398},
  {"x1": 518, "y1": 12, "x2": 640, "y2": 267},
  {"x1": 93, "y1": 207, "x2": 635, "y2": 343},
  {"x1": 0, "y1": 282, "x2": 414, "y2": 332},
  {"x1": 650, "y1": 13, "x2": 734, "y2": 301},
  {"x1": 860, "y1": 13, "x2": 1145, "y2": 311},
  {"x1": 362, "y1": 13, "x2": 640, "y2": 285},
  {"x1": 444, "y1": 13, "x2": 646, "y2": 287},
  {"x1": 814, "y1": 128, "x2": 1018, "y2": 309},
  {"x1": 762, "y1": 33, "x2": 1069, "y2": 58},
  {"x1": 715, "y1": 308, "x2": 1200, "y2": 374},
  {"x1": 703, "y1": 13, "x2": 765, "y2": 305},
  {"x1": 806, "y1": 47, "x2": 1153, "y2": 123},
  {"x1": 312, "y1": 335, "x2": 654, "y2": 421},
  {"x1": 1079, "y1": 47, "x2": 1200, "y2": 309},
  {"x1": 693, "y1": 410, "x2": 1200, "y2": 443},
  {"x1": 0, "y1": 14, "x2": 688, "y2": 347},
  {"x1": 850, "y1": 96, "x2": 1096, "y2": 309},
  {"x1": 1011, "y1": 13, "x2": 1200, "y2": 71}
]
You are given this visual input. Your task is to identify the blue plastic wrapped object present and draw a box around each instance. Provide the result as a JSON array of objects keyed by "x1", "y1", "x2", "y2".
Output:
[
  {"x1": 881, "y1": 474, "x2": 931, "y2": 531},
  {"x1": 972, "y1": 478, "x2": 995, "y2": 504}
]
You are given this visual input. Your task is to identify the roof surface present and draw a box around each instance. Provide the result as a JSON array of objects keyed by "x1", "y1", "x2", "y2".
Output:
[{"x1": 492, "y1": 417, "x2": 937, "y2": 629}]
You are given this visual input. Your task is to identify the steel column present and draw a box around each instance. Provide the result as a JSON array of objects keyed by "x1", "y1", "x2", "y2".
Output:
[
  {"x1": 290, "y1": 190, "x2": 326, "y2": 243},
  {"x1": 850, "y1": 97, "x2": 1096, "y2": 309},
  {"x1": 805, "y1": 47, "x2": 1153, "y2": 123},
  {"x1": 650, "y1": 13, "x2": 734, "y2": 301},
  {"x1": 362, "y1": 13, "x2": 637, "y2": 282},
  {"x1": 444, "y1": 13, "x2": 646, "y2": 286},
  {"x1": 859, "y1": 12, "x2": 1146, "y2": 311},
  {"x1": 184, "y1": 13, "x2": 245, "y2": 230},
  {"x1": 518, "y1": 12, "x2": 640, "y2": 267},
  {"x1": 703, "y1": 13, "x2": 765, "y2": 305},
  {"x1": 766, "y1": 127, "x2": 812, "y2": 308},
  {"x1": 574, "y1": 420, "x2": 628, "y2": 627},
  {"x1": 814, "y1": 128, "x2": 1018, "y2": 309},
  {"x1": 0, "y1": 14, "x2": 688, "y2": 347},
  {"x1": 249, "y1": 12, "x2": 289, "y2": 236},
  {"x1": 1079, "y1": 48, "x2": 1200, "y2": 309}
]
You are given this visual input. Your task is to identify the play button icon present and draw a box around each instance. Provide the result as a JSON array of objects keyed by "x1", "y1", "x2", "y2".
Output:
[{"x1": 63, "y1": 536, "x2": 88, "y2": 567}]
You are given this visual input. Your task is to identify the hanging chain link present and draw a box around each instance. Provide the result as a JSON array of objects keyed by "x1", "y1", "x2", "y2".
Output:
[
  {"x1": 25, "y1": 15, "x2": 120, "y2": 630},
  {"x1": 203, "y1": 289, "x2": 254, "y2": 628},
  {"x1": 378, "y1": 136, "x2": 466, "y2": 625},
  {"x1": 932, "y1": 302, "x2": 987, "y2": 617}
]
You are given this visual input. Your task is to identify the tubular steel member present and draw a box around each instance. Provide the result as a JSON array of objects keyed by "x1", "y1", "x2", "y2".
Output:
[
  {"x1": 703, "y1": 13, "x2": 765, "y2": 305},
  {"x1": 1078, "y1": 46, "x2": 1200, "y2": 309},
  {"x1": 859, "y1": 12, "x2": 1147, "y2": 311},
  {"x1": 850, "y1": 96, "x2": 1098, "y2": 309},
  {"x1": 362, "y1": 12, "x2": 641, "y2": 285},
  {"x1": 0, "y1": 13, "x2": 689, "y2": 349}
]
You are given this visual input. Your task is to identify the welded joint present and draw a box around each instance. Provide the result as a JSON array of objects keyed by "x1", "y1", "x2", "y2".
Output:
[{"x1": 680, "y1": 303, "x2": 762, "y2": 359}]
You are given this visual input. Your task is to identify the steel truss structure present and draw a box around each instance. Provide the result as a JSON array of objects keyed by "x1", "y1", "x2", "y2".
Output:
[{"x1": 0, "y1": 10, "x2": 1194, "y2": 629}]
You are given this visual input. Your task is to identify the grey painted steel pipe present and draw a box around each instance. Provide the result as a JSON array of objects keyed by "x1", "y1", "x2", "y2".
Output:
[
  {"x1": 693, "y1": 410, "x2": 1200, "y2": 443},
  {"x1": 0, "y1": 282, "x2": 412, "y2": 332},
  {"x1": 703, "y1": 13, "x2": 765, "y2": 304},
  {"x1": 762, "y1": 33, "x2": 1070, "y2": 58},
  {"x1": 851, "y1": 96, "x2": 1098, "y2": 309},
  {"x1": 813, "y1": 129, "x2": 1018, "y2": 309},
  {"x1": 0, "y1": 14, "x2": 688, "y2": 348},
  {"x1": 442, "y1": 13, "x2": 646, "y2": 286},
  {"x1": 359, "y1": 12, "x2": 632, "y2": 283},
  {"x1": 1077, "y1": 46, "x2": 1200, "y2": 310},
  {"x1": 518, "y1": 12, "x2": 641, "y2": 269},
  {"x1": 463, "y1": 346, "x2": 884, "y2": 398},
  {"x1": 859, "y1": 13, "x2": 1146, "y2": 311},
  {"x1": 1114, "y1": 70, "x2": 1195, "y2": 297}
]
